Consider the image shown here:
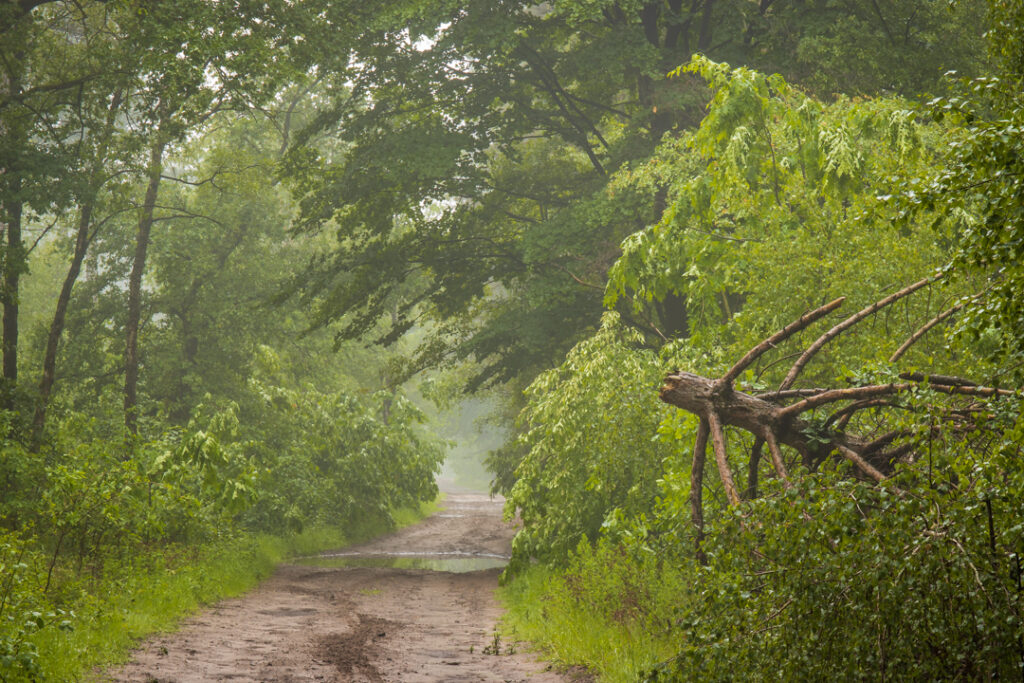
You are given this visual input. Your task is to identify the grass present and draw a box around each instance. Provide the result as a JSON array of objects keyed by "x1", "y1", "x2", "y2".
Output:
[
  {"x1": 29, "y1": 495, "x2": 444, "y2": 682},
  {"x1": 497, "y1": 564, "x2": 675, "y2": 683}
]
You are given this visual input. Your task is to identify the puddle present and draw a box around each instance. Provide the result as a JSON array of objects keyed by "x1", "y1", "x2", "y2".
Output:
[{"x1": 294, "y1": 551, "x2": 509, "y2": 573}]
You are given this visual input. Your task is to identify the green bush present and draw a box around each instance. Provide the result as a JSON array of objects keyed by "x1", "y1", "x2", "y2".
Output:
[
  {"x1": 505, "y1": 317, "x2": 676, "y2": 569},
  {"x1": 505, "y1": 413, "x2": 1024, "y2": 681},
  {"x1": 0, "y1": 531, "x2": 50, "y2": 681}
]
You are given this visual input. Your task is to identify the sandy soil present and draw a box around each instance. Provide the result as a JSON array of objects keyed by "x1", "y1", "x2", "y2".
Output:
[{"x1": 104, "y1": 493, "x2": 584, "y2": 682}]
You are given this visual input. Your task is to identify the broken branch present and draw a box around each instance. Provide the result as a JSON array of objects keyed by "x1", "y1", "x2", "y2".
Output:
[
  {"x1": 707, "y1": 411, "x2": 741, "y2": 506},
  {"x1": 782, "y1": 277, "x2": 935, "y2": 390},
  {"x1": 889, "y1": 295, "x2": 978, "y2": 362},
  {"x1": 763, "y1": 430, "x2": 792, "y2": 488},
  {"x1": 718, "y1": 298, "x2": 845, "y2": 389},
  {"x1": 778, "y1": 384, "x2": 914, "y2": 419},
  {"x1": 835, "y1": 444, "x2": 888, "y2": 483},
  {"x1": 691, "y1": 418, "x2": 709, "y2": 561}
]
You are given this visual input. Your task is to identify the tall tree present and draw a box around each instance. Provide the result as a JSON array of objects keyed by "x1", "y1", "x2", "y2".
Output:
[
  {"x1": 116, "y1": 0, "x2": 297, "y2": 435},
  {"x1": 283, "y1": 0, "x2": 987, "y2": 394},
  {"x1": 32, "y1": 87, "x2": 125, "y2": 443},
  {"x1": 929, "y1": 0, "x2": 1024, "y2": 369},
  {"x1": 2, "y1": 1, "x2": 129, "y2": 412}
]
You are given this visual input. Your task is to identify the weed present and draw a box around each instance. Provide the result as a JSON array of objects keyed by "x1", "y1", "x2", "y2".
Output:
[{"x1": 482, "y1": 629, "x2": 502, "y2": 655}]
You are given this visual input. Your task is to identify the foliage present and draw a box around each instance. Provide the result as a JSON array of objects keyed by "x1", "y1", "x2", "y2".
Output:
[
  {"x1": 11, "y1": 497, "x2": 438, "y2": 682},
  {"x1": 0, "y1": 531, "x2": 51, "y2": 681},
  {"x1": 644, "y1": 407, "x2": 1024, "y2": 680},
  {"x1": 508, "y1": 59, "x2": 986, "y2": 566},
  {"x1": 153, "y1": 401, "x2": 258, "y2": 518},
  {"x1": 606, "y1": 56, "x2": 972, "y2": 358},
  {"x1": 504, "y1": 315, "x2": 674, "y2": 568},
  {"x1": 0, "y1": 94, "x2": 446, "y2": 680},
  {"x1": 280, "y1": 0, "x2": 988, "y2": 393},
  {"x1": 499, "y1": 546, "x2": 681, "y2": 683},
  {"x1": 500, "y1": 55, "x2": 1023, "y2": 680},
  {"x1": 506, "y1": 418, "x2": 1024, "y2": 681},
  {"x1": 923, "y1": 0, "x2": 1024, "y2": 368},
  {"x1": 0, "y1": 1, "x2": 1013, "y2": 680},
  {"x1": 240, "y1": 367, "x2": 444, "y2": 533}
]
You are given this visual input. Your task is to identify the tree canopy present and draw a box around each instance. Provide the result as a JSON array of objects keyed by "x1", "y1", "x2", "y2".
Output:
[{"x1": 279, "y1": 0, "x2": 988, "y2": 390}]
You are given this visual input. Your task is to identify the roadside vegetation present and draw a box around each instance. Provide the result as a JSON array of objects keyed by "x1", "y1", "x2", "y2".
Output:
[
  {"x1": 0, "y1": 5, "x2": 446, "y2": 679},
  {"x1": 493, "y1": 5, "x2": 1024, "y2": 680}
]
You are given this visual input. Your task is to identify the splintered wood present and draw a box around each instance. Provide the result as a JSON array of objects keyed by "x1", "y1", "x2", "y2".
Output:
[{"x1": 657, "y1": 283, "x2": 1014, "y2": 551}]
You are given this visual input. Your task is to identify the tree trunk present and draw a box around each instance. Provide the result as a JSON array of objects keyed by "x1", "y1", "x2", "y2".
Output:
[
  {"x1": 0, "y1": 54, "x2": 25, "y2": 411},
  {"x1": 2, "y1": 184, "x2": 23, "y2": 407},
  {"x1": 124, "y1": 137, "x2": 166, "y2": 436},
  {"x1": 33, "y1": 199, "x2": 94, "y2": 442},
  {"x1": 32, "y1": 91, "x2": 122, "y2": 445}
]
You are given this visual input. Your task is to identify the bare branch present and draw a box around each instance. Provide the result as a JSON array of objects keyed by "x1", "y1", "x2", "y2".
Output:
[
  {"x1": 782, "y1": 277, "x2": 936, "y2": 390},
  {"x1": 875, "y1": 443, "x2": 915, "y2": 463},
  {"x1": 691, "y1": 418, "x2": 709, "y2": 561},
  {"x1": 548, "y1": 262, "x2": 605, "y2": 292},
  {"x1": 719, "y1": 297, "x2": 846, "y2": 389},
  {"x1": 658, "y1": 295, "x2": 1015, "y2": 520},
  {"x1": 27, "y1": 216, "x2": 59, "y2": 254},
  {"x1": 763, "y1": 430, "x2": 792, "y2": 487},
  {"x1": 898, "y1": 372, "x2": 978, "y2": 387},
  {"x1": 889, "y1": 294, "x2": 979, "y2": 362},
  {"x1": 707, "y1": 411, "x2": 741, "y2": 506},
  {"x1": 927, "y1": 384, "x2": 1016, "y2": 398},
  {"x1": 825, "y1": 399, "x2": 894, "y2": 430},
  {"x1": 779, "y1": 383, "x2": 913, "y2": 419},
  {"x1": 835, "y1": 444, "x2": 888, "y2": 483},
  {"x1": 754, "y1": 388, "x2": 830, "y2": 401},
  {"x1": 746, "y1": 437, "x2": 764, "y2": 499},
  {"x1": 862, "y1": 430, "x2": 910, "y2": 455},
  {"x1": 160, "y1": 162, "x2": 265, "y2": 189}
]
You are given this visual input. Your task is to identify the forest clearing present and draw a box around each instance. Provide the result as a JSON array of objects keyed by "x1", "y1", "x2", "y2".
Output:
[{"x1": 2, "y1": 0, "x2": 1024, "y2": 680}]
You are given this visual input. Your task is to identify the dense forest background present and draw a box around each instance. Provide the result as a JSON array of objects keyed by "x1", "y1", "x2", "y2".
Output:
[{"x1": 1, "y1": 0, "x2": 1023, "y2": 679}]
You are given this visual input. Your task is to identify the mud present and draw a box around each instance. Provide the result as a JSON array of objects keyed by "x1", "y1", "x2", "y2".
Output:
[{"x1": 105, "y1": 493, "x2": 584, "y2": 682}]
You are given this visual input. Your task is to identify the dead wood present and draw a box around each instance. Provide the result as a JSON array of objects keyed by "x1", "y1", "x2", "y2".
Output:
[
  {"x1": 745, "y1": 437, "x2": 765, "y2": 499},
  {"x1": 708, "y1": 410, "x2": 741, "y2": 506},
  {"x1": 691, "y1": 418, "x2": 709, "y2": 563},
  {"x1": 719, "y1": 297, "x2": 845, "y2": 388},
  {"x1": 658, "y1": 290, "x2": 1018, "y2": 540},
  {"x1": 889, "y1": 294, "x2": 981, "y2": 362},
  {"x1": 781, "y1": 277, "x2": 935, "y2": 390}
]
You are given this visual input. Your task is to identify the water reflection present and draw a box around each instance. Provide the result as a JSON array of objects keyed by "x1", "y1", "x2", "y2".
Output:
[{"x1": 294, "y1": 551, "x2": 509, "y2": 572}]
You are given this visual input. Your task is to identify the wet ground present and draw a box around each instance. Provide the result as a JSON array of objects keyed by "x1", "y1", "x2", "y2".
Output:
[{"x1": 104, "y1": 493, "x2": 585, "y2": 682}]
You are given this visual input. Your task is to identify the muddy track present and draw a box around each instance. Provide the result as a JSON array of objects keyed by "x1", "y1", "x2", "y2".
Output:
[{"x1": 105, "y1": 494, "x2": 584, "y2": 682}]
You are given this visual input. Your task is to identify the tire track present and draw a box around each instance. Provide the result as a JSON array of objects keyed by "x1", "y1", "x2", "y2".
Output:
[{"x1": 106, "y1": 494, "x2": 584, "y2": 683}]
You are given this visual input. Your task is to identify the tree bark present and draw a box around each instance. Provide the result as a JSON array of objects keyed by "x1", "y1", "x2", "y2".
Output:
[
  {"x1": 697, "y1": 0, "x2": 716, "y2": 52},
  {"x1": 33, "y1": 200, "x2": 92, "y2": 440},
  {"x1": 32, "y1": 91, "x2": 122, "y2": 444},
  {"x1": 691, "y1": 417, "x2": 709, "y2": 563},
  {"x1": 2, "y1": 183, "x2": 23, "y2": 405},
  {"x1": 0, "y1": 56, "x2": 25, "y2": 410},
  {"x1": 124, "y1": 137, "x2": 167, "y2": 436}
]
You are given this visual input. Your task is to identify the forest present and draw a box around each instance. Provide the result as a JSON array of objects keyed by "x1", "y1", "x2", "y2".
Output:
[{"x1": 1, "y1": 0, "x2": 1023, "y2": 680}]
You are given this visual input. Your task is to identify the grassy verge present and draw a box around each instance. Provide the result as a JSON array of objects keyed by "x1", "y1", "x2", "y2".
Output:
[
  {"x1": 32, "y1": 496, "x2": 444, "y2": 682},
  {"x1": 497, "y1": 563, "x2": 676, "y2": 683}
]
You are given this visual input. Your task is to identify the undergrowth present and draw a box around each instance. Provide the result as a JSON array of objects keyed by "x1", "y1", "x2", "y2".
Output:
[
  {"x1": 498, "y1": 540, "x2": 682, "y2": 683},
  {"x1": 5, "y1": 496, "x2": 442, "y2": 682}
]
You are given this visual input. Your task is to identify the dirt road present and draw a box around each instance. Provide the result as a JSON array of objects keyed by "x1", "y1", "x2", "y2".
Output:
[{"x1": 106, "y1": 493, "x2": 580, "y2": 682}]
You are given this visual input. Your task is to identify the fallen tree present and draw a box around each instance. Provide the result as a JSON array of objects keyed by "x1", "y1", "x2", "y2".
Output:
[{"x1": 657, "y1": 278, "x2": 1015, "y2": 553}]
